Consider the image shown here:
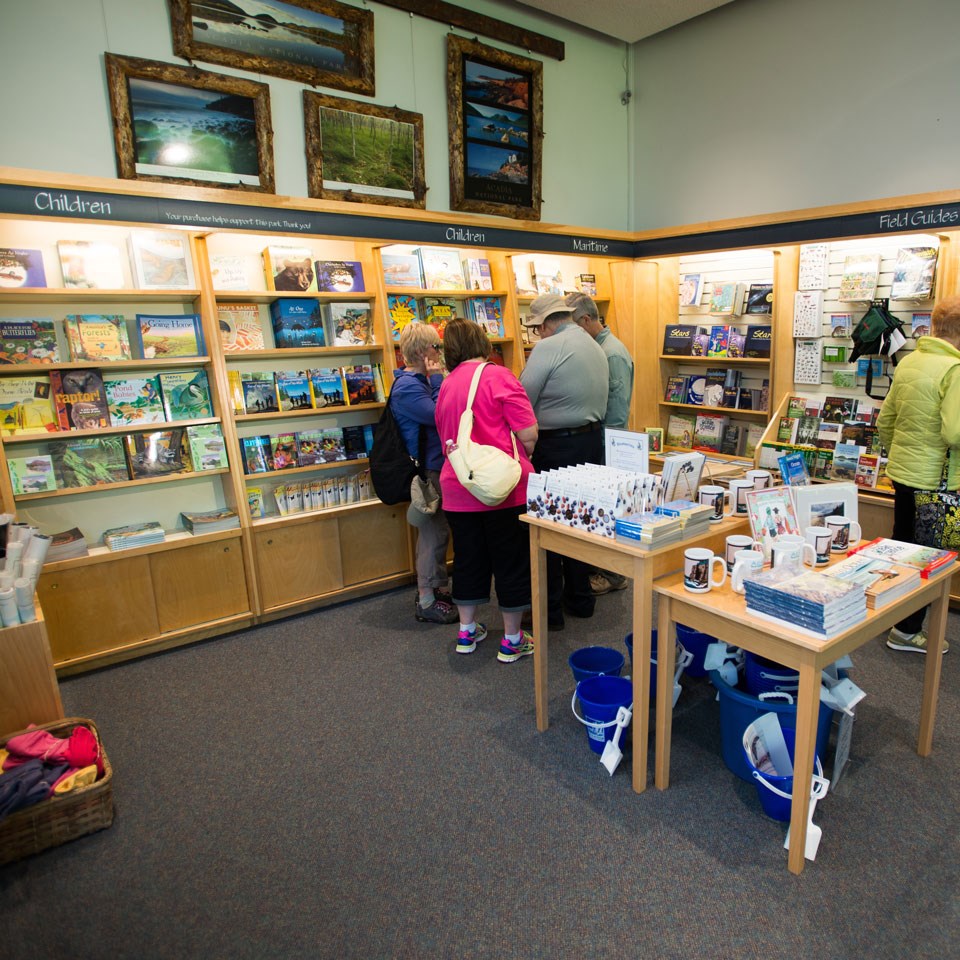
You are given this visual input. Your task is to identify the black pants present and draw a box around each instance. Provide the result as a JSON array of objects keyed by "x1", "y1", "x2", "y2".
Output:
[
  {"x1": 892, "y1": 480, "x2": 926, "y2": 634},
  {"x1": 533, "y1": 428, "x2": 605, "y2": 619}
]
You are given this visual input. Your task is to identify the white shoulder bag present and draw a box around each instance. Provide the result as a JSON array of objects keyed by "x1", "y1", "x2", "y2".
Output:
[{"x1": 445, "y1": 362, "x2": 522, "y2": 507}]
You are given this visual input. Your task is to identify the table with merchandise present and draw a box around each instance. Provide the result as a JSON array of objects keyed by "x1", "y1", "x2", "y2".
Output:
[
  {"x1": 652, "y1": 552, "x2": 953, "y2": 875},
  {"x1": 521, "y1": 512, "x2": 749, "y2": 794}
]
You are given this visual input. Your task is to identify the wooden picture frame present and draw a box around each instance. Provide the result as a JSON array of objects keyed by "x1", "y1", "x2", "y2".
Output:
[
  {"x1": 303, "y1": 92, "x2": 425, "y2": 209},
  {"x1": 105, "y1": 53, "x2": 275, "y2": 194},
  {"x1": 169, "y1": 0, "x2": 375, "y2": 96},
  {"x1": 792, "y1": 481, "x2": 860, "y2": 532},
  {"x1": 446, "y1": 35, "x2": 543, "y2": 221}
]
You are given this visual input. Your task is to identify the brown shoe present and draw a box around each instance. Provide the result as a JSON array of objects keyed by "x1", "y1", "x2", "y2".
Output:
[{"x1": 590, "y1": 574, "x2": 612, "y2": 595}]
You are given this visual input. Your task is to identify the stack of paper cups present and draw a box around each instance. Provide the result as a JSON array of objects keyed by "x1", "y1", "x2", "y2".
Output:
[
  {"x1": 0, "y1": 586, "x2": 19, "y2": 626},
  {"x1": 14, "y1": 577, "x2": 35, "y2": 623}
]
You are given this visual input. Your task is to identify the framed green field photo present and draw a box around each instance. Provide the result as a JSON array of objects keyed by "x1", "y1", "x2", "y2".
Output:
[
  {"x1": 303, "y1": 91, "x2": 425, "y2": 209},
  {"x1": 105, "y1": 53, "x2": 275, "y2": 194}
]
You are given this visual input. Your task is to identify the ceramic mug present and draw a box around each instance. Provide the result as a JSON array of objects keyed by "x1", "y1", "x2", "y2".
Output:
[
  {"x1": 728, "y1": 478, "x2": 754, "y2": 516},
  {"x1": 746, "y1": 469, "x2": 773, "y2": 490},
  {"x1": 731, "y1": 549, "x2": 765, "y2": 594},
  {"x1": 698, "y1": 484, "x2": 726, "y2": 523},
  {"x1": 770, "y1": 534, "x2": 817, "y2": 570},
  {"x1": 805, "y1": 526, "x2": 834, "y2": 565},
  {"x1": 683, "y1": 547, "x2": 727, "y2": 593},
  {"x1": 825, "y1": 515, "x2": 862, "y2": 552},
  {"x1": 725, "y1": 534, "x2": 762, "y2": 572}
]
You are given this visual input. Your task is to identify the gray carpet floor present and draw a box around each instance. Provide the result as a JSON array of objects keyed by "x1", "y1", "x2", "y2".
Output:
[{"x1": 2, "y1": 583, "x2": 959, "y2": 959}]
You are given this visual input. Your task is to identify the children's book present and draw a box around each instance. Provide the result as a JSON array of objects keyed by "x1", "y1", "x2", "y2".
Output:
[
  {"x1": 241, "y1": 435, "x2": 272, "y2": 474},
  {"x1": 528, "y1": 257, "x2": 564, "y2": 296},
  {"x1": 706, "y1": 325, "x2": 729, "y2": 357},
  {"x1": 129, "y1": 231, "x2": 195, "y2": 289},
  {"x1": 227, "y1": 370, "x2": 245, "y2": 415},
  {"x1": 64, "y1": 314, "x2": 131, "y2": 361},
  {"x1": 690, "y1": 328, "x2": 711, "y2": 357},
  {"x1": 51, "y1": 436, "x2": 129, "y2": 486},
  {"x1": 269, "y1": 299, "x2": 325, "y2": 348},
  {"x1": 247, "y1": 487, "x2": 265, "y2": 518},
  {"x1": 469, "y1": 297, "x2": 504, "y2": 337},
  {"x1": 269, "y1": 433, "x2": 299, "y2": 470},
  {"x1": 319, "y1": 427, "x2": 347, "y2": 462},
  {"x1": 328, "y1": 303, "x2": 373, "y2": 346},
  {"x1": 343, "y1": 365, "x2": 377, "y2": 405},
  {"x1": 50, "y1": 368, "x2": 109, "y2": 430},
  {"x1": 7, "y1": 455, "x2": 57, "y2": 494},
  {"x1": 293, "y1": 429, "x2": 327, "y2": 466},
  {"x1": 104, "y1": 375, "x2": 165, "y2": 426},
  {"x1": 744, "y1": 282, "x2": 774, "y2": 315},
  {"x1": 644, "y1": 427, "x2": 664, "y2": 453},
  {"x1": 708, "y1": 281, "x2": 743, "y2": 315},
  {"x1": 417, "y1": 247, "x2": 464, "y2": 290},
  {"x1": 217, "y1": 303, "x2": 265, "y2": 352},
  {"x1": 135, "y1": 314, "x2": 205, "y2": 359},
  {"x1": 0, "y1": 318, "x2": 59, "y2": 364},
  {"x1": 727, "y1": 327, "x2": 746, "y2": 358},
  {"x1": 263, "y1": 245, "x2": 317, "y2": 293},
  {"x1": 315, "y1": 260, "x2": 365, "y2": 293},
  {"x1": 911, "y1": 312, "x2": 932, "y2": 338},
  {"x1": 576, "y1": 273, "x2": 597, "y2": 296},
  {"x1": 0, "y1": 376, "x2": 57, "y2": 435},
  {"x1": 830, "y1": 314, "x2": 853, "y2": 337},
  {"x1": 850, "y1": 538, "x2": 957, "y2": 578},
  {"x1": 275, "y1": 370, "x2": 313, "y2": 412},
  {"x1": 241, "y1": 373, "x2": 278, "y2": 414},
  {"x1": 678, "y1": 273, "x2": 702, "y2": 307},
  {"x1": 380, "y1": 253, "x2": 422, "y2": 288},
  {"x1": 158, "y1": 369, "x2": 213, "y2": 420},
  {"x1": 665, "y1": 412, "x2": 696, "y2": 448},
  {"x1": 209, "y1": 254, "x2": 249, "y2": 292},
  {"x1": 125, "y1": 429, "x2": 188, "y2": 479},
  {"x1": 464, "y1": 257, "x2": 493, "y2": 291},
  {"x1": 889, "y1": 246, "x2": 938, "y2": 300},
  {"x1": 0, "y1": 247, "x2": 47, "y2": 289},
  {"x1": 838, "y1": 253, "x2": 881, "y2": 302},
  {"x1": 388, "y1": 294, "x2": 420, "y2": 341},
  {"x1": 422, "y1": 297, "x2": 459, "y2": 336},
  {"x1": 57, "y1": 240, "x2": 125, "y2": 289},
  {"x1": 186, "y1": 423, "x2": 228, "y2": 471},
  {"x1": 663, "y1": 375, "x2": 689, "y2": 404},
  {"x1": 308, "y1": 367, "x2": 347, "y2": 408}
]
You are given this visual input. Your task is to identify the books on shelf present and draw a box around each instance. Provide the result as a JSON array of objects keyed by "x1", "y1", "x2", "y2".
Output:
[
  {"x1": 838, "y1": 253, "x2": 881, "y2": 302},
  {"x1": 0, "y1": 318, "x2": 59, "y2": 364},
  {"x1": 57, "y1": 240, "x2": 125, "y2": 289},
  {"x1": 328, "y1": 302, "x2": 373, "y2": 346},
  {"x1": 528, "y1": 257, "x2": 564, "y2": 296},
  {"x1": 464, "y1": 257, "x2": 493, "y2": 291},
  {"x1": 702, "y1": 368, "x2": 726, "y2": 407},
  {"x1": 217, "y1": 303, "x2": 265, "y2": 352},
  {"x1": 690, "y1": 327, "x2": 710, "y2": 357},
  {"x1": 275, "y1": 370, "x2": 313, "y2": 412},
  {"x1": 744, "y1": 283, "x2": 773, "y2": 315},
  {"x1": 315, "y1": 260, "x2": 365, "y2": 293},
  {"x1": 469, "y1": 297, "x2": 505, "y2": 337},
  {"x1": 343, "y1": 364, "x2": 378, "y2": 404},
  {"x1": 50, "y1": 368, "x2": 109, "y2": 430},
  {"x1": 678, "y1": 273, "x2": 702, "y2": 307},
  {"x1": 65, "y1": 314, "x2": 131, "y2": 362},
  {"x1": 247, "y1": 488, "x2": 265, "y2": 518},
  {"x1": 241, "y1": 374, "x2": 279, "y2": 414},
  {"x1": 664, "y1": 374, "x2": 689, "y2": 404},
  {"x1": 575, "y1": 273, "x2": 597, "y2": 296},
  {"x1": 0, "y1": 247, "x2": 47, "y2": 289},
  {"x1": 744, "y1": 324, "x2": 772, "y2": 358},
  {"x1": 854, "y1": 453, "x2": 879, "y2": 488},
  {"x1": 135, "y1": 313, "x2": 205, "y2": 359},
  {"x1": 308, "y1": 368, "x2": 347, "y2": 408},
  {"x1": 104, "y1": 374, "x2": 165, "y2": 426},
  {"x1": 241, "y1": 435, "x2": 272, "y2": 473},
  {"x1": 186, "y1": 423, "x2": 228, "y2": 471},
  {"x1": 125, "y1": 429, "x2": 188, "y2": 479},
  {"x1": 296, "y1": 429, "x2": 335, "y2": 465},
  {"x1": 778, "y1": 451, "x2": 810, "y2": 486},
  {"x1": 263, "y1": 245, "x2": 317, "y2": 293},
  {"x1": 830, "y1": 314, "x2": 853, "y2": 337},
  {"x1": 830, "y1": 442, "x2": 863, "y2": 481},
  {"x1": 889, "y1": 245, "x2": 938, "y2": 300},
  {"x1": 46, "y1": 527, "x2": 89, "y2": 562},
  {"x1": 269, "y1": 432, "x2": 298, "y2": 470},
  {"x1": 269, "y1": 299, "x2": 325, "y2": 348},
  {"x1": 158, "y1": 369, "x2": 213, "y2": 420},
  {"x1": 129, "y1": 231, "x2": 194, "y2": 289},
  {"x1": 727, "y1": 328, "x2": 746, "y2": 358},
  {"x1": 103, "y1": 521, "x2": 166, "y2": 551},
  {"x1": 685, "y1": 373, "x2": 705, "y2": 406},
  {"x1": 7, "y1": 455, "x2": 57, "y2": 495},
  {"x1": 417, "y1": 247, "x2": 464, "y2": 290},
  {"x1": 708, "y1": 282, "x2": 744, "y2": 316},
  {"x1": 209, "y1": 254, "x2": 249, "y2": 291},
  {"x1": 693, "y1": 413, "x2": 728, "y2": 452},
  {"x1": 849, "y1": 537, "x2": 957, "y2": 578},
  {"x1": 380, "y1": 253, "x2": 422, "y2": 288},
  {"x1": 0, "y1": 376, "x2": 57, "y2": 435},
  {"x1": 387, "y1": 294, "x2": 420, "y2": 341},
  {"x1": 51, "y1": 435, "x2": 130, "y2": 487},
  {"x1": 180, "y1": 508, "x2": 240, "y2": 534},
  {"x1": 422, "y1": 297, "x2": 458, "y2": 336},
  {"x1": 706, "y1": 325, "x2": 729, "y2": 358},
  {"x1": 662, "y1": 324, "x2": 696, "y2": 356}
]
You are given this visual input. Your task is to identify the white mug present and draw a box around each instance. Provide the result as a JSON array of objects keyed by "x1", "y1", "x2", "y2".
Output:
[
  {"x1": 698, "y1": 484, "x2": 726, "y2": 523},
  {"x1": 825, "y1": 515, "x2": 862, "y2": 552},
  {"x1": 684, "y1": 547, "x2": 727, "y2": 593},
  {"x1": 805, "y1": 526, "x2": 834, "y2": 566},
  {"x1": 725, "y1": 534, "x2": 762, "y2": 572},
  {"x1": 746, "y1": 469, "x2": 773, "y2": 490},
  {"x1": 731, "y1": 549, "x2": 765, "y2": 594},
  {"x1": 728, "y1": 478, "x2": 754, "y2": 516},
  {"x1": 771, "y1": 534, "x2": 817, "y2": 570}
]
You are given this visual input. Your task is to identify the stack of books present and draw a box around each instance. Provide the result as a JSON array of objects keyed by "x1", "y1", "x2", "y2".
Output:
[
  {"x1": 823, "y1": 555, "x2": 920, "y2": 609},
  {"x1": 742, "y1": 567, "x2": 867, "y2": 636},
  {"x1": 102, "y1": 521, "x2": 166, "y2": 552},
  {"x1": 655, "y1": 499, "x2": 713, "y2": 538},
  {"x1": 614, "y1": 512, "x2": 682, "y2": 548},
  {"x1": 849, "y1": 538, "x2": 957, "y2": 579},
  {"x1": 180, "y1": 508, "x2": 240, "y2": 535},
  {"x1": 45, "y1": 527, "x2": 89, "y2": 562}
]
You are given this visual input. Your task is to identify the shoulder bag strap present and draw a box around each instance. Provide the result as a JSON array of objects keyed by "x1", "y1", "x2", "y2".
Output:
[{"x1": 462, "y1": 362, "x2": 518, "y2": 461}]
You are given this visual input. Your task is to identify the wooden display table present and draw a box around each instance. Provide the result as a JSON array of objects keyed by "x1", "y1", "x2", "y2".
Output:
[
  {"x1": 654, "y1": 559, "x2": 953, "y2": 874},
  {"x1": 521, "y1": 512, "x2": 749, "y2": 793},
  {"x1": 0, "y1": 603, "x2": 64, "y2": 734}
]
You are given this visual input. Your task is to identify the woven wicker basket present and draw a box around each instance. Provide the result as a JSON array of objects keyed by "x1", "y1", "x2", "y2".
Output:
[{"x1": 0, "y1": 717, "x2": 113, "y2": 866}]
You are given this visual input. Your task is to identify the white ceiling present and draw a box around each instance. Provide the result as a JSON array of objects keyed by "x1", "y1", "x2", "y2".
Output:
[{"x1": 510, "y1": 0, "x2": 737, "y2": 44}]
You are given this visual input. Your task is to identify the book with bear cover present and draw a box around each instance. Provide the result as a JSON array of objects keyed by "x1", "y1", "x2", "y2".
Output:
[
  {"x1": 50, "y1": 368, "x2": 109, "y2": 430},
  {"x1": 263, "y1": 245, "x2": 317, "y2": 293}
]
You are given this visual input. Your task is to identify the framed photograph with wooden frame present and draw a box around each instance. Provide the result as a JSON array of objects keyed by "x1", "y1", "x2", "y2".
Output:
[
  {"x1": 105, "y1": 53, "x2": 275, "y2": 194},
  {"x1": 446, "y1": 35, "x2": 543, "y2": 221},
  {"x1": 169, "y1": 0, "x2": 375, "y2": 96},
  {"x1": 303, "y1": 91, "x2": 425, "y2": 209}
]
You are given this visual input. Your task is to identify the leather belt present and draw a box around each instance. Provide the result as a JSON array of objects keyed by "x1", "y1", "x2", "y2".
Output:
[{"x1": 538, "y1": 421, "x2": 602, "y2": 438}]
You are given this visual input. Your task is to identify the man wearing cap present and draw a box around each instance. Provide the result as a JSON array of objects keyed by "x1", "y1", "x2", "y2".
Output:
[
  {"x1": 567, "y1": 291, "x2": 635, "y2": 595},
  {"x1": 520, "y1": 293, "x2": 608, "y2": 628}
]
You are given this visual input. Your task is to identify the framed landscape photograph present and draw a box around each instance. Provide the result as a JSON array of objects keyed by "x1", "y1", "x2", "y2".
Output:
[
  {"x1": 105, "y1": 53, "x2": 275, "y2": 193},
  {"x1": 791, "y1": 481, "x2": 859, "y2": 532},
  {"x1": 169, "y1": 0, "x2": 374, "y2": 96},
  {"x1": 303, "y1": 91, "x2": 425, "y2": 208},
  {"x1": 446, "y1": 35, "x2": 543, "y2": 221}
]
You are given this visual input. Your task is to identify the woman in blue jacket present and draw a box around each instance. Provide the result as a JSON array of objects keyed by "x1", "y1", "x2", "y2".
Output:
[{"x1": 391, "y1": 323, "x2": 457, "y2": 624}]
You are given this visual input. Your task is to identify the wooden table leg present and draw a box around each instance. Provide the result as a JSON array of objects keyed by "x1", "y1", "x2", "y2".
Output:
[
  {"x1": 654, "y1": 596, "x2": 675, "y2": 790},
  {"x1": 531, "y1": 527, "x2": 549, "y2": 732},
  {"x1": 632, "y1": 559, "x2": 653, "y2": 794},
  {"x1": 918, "y1": 575, "x2": 950, "y2": 755},
  {"x1": 787, "y1": 658, "x2": 820, "y2": 875}
]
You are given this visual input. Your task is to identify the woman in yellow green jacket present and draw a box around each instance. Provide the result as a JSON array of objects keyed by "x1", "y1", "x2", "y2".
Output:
[{"x1": 876, "y1": 295, "x2": 960, "y2": 653}]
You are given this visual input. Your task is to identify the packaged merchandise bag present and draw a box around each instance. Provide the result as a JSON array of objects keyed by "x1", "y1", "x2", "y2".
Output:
[{"x1": 446, "y1": 363, "x2": 521, "y2": 507}]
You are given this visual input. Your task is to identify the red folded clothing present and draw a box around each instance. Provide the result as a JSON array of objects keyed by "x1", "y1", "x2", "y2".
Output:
[{"x1": 3, "y1": 725, "x2": 101, "y2": 774}]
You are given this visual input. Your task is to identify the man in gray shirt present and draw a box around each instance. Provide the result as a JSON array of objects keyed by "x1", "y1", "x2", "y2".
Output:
[
  {"x1": 520, "y1": 294, "x2": 608, "y2": 628},
  {"x1": 567, "y1": 291, "x2": 635, "y2": 594}
]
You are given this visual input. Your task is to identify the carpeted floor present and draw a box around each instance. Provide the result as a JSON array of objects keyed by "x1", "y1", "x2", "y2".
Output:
[{"x1": 2, "y1": 584, "x2": 958, "y2": 959}]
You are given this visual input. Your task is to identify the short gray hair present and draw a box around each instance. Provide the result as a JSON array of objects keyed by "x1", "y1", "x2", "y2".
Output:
[
  {"x1": 399, "y1": 322, "x2": 440, "y2": 364},
  {"x1": 565, "y1": 291, "x2": 599, "y2": 322}
]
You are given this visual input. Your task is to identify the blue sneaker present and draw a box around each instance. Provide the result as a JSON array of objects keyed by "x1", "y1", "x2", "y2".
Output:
[
  {"x1": 456, "y1": 622, "x2": 487, "y2": 654},
  {"x1": 497, "y1": 631, "x2": 535, "y2": 663}
]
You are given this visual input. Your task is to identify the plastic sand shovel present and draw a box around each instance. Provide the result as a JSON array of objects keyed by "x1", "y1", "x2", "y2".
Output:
[
  {"x1": 600, "y1": 705, "x2": 632, "y2": 776},
  {"x1": 784, "y1": 772, "x2": 830, "y2": 861}
]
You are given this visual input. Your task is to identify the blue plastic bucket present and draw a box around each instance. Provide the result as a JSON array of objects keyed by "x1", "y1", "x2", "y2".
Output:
[
  {"x1": 675, "y1": 623, "x2": 713, "y2": 677},
  {"x1": 743, "y1": 651, "x2": 799, "y2": 697},
  {"x1": 568, "y1": 646, "x2": 625, "y2": 685},
  {"x1": 572, "y1": 675, "x2": 633, "y2": 755},
  {"x1": 624, "y1": 631, "x2": 691, "y2": 706},
  {"x1": 709, "y1": 668, "x2": 833, "y2": 783},
  {"x1": 742, "y1": 719, "x2": 822, "y2": 822}
]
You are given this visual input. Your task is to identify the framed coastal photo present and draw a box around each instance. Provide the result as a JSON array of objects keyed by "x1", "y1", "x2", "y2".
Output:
[
  {"x1": 792, "y1": 481, "x2": 859, "y2": 532},
  {"x1": 303, "y1": 92, "x2": 425, "y2": 208},
  {"x1": 105, "y1": 53, "x2": 275, "y2": 193},
  {"x1": 446, "y1": 35, "x2": 543, "y2": 221},
  {"x1": 169, "y1": 0, "x2": 374, "y2": 96}
]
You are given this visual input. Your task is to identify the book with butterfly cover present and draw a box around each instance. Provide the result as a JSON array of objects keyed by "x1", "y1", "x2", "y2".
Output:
[
  {"x1": 0, "y1": 318, "x2": 59, "y2": 364},
  {"x1": 129, "y1": 231, "x2": 195, "y2": 289}
]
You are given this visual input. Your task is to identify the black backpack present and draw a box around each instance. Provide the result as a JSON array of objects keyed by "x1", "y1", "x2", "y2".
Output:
[{"x1": 369, "y1": 395, "x2": 426, "y2": 505}]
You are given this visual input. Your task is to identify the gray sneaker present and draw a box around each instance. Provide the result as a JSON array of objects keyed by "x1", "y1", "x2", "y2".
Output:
[
  {"x1": 416, "y1": 598, "x2": 458, "y2": 624},
  {"x1": 886, "y1": 628, "x2": 949, "y2": 655}
]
